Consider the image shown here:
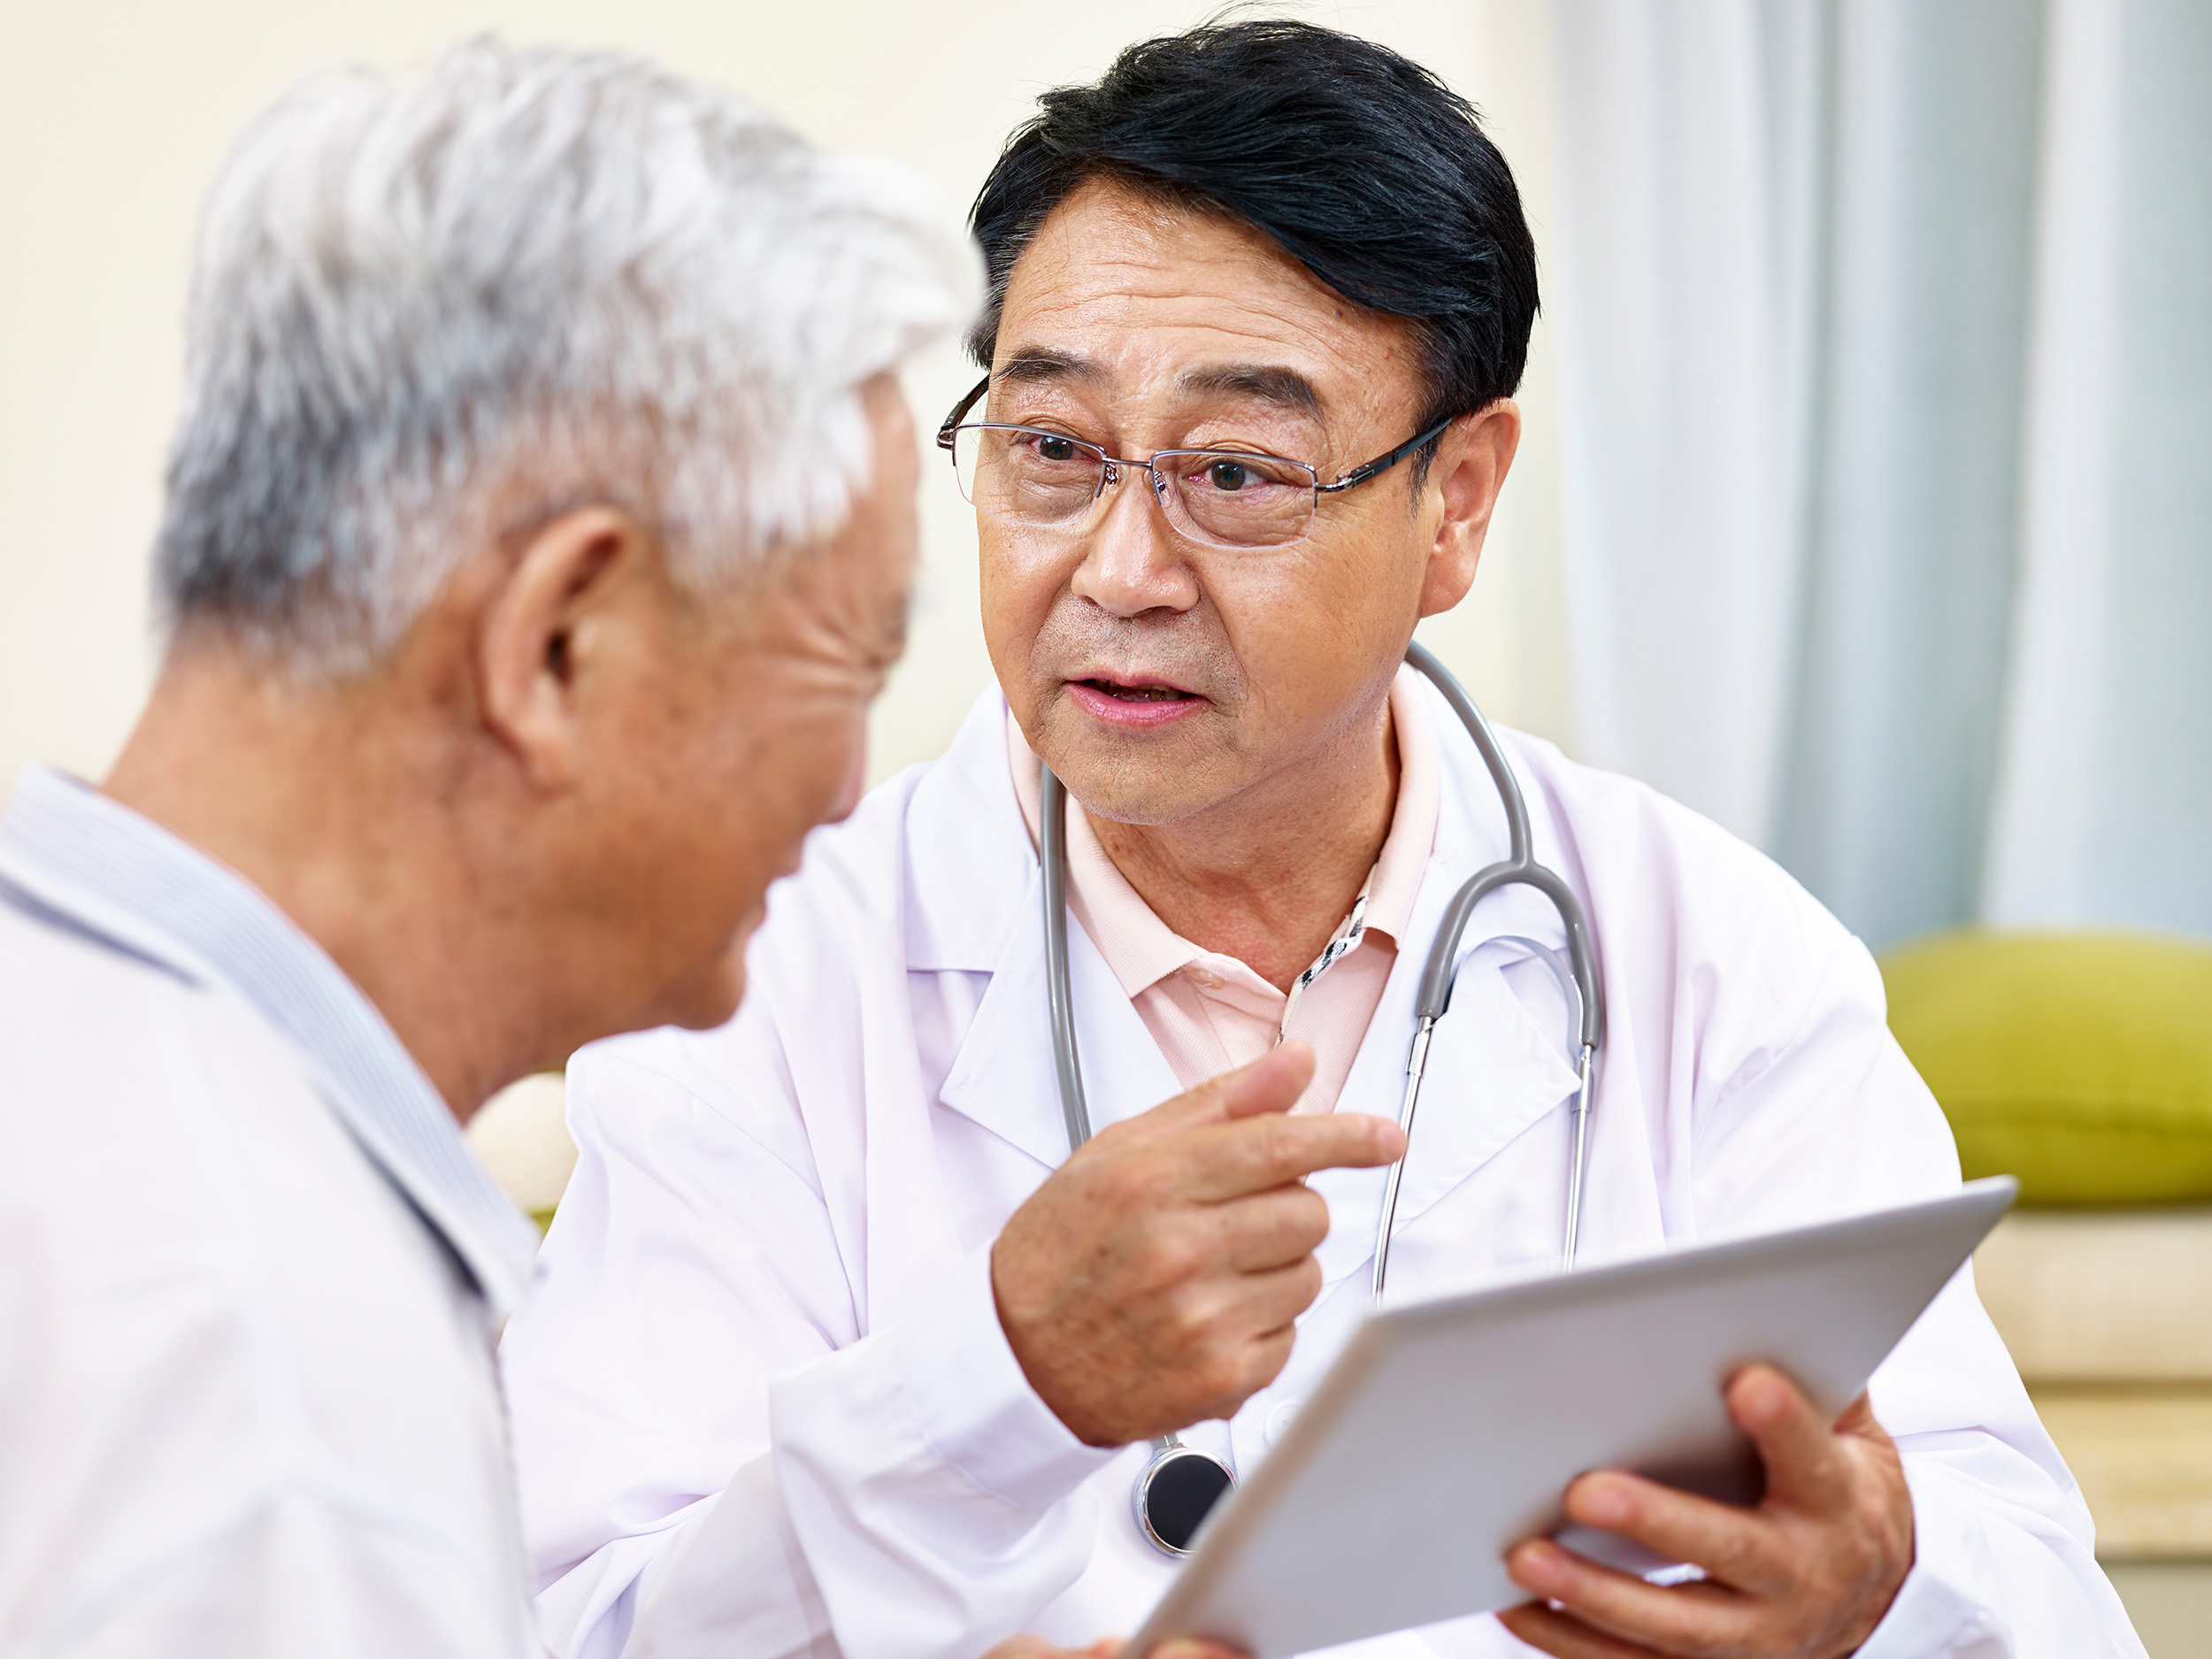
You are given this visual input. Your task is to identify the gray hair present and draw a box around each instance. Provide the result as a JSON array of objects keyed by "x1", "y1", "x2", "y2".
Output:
[{"x1": 154, "y1": 40, "x2": 980, "y2": 672}]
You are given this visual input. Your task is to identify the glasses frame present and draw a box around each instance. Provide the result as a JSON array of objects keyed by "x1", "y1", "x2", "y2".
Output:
[{"x1": 934, "y1": 374, "x2": 1458, "y2": 549}]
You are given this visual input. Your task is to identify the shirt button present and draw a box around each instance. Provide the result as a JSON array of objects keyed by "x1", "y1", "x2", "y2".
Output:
[
  {"x1": 1265, "y1": 1398, "x2": 1302, "y2": 1446},
  {"x1": 1187, "y1": 966, "x2": 1223, "y2": 990}
]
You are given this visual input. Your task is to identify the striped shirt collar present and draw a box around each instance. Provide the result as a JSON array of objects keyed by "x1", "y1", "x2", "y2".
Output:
[{"x1": 0, "y1": 765, "x2": 539, "y2": 1315}]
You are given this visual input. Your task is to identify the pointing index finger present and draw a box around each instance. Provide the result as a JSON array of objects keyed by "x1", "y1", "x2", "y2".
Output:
[
  {"x1": 1111, "y1": 1042, "x2": 1318, "y2": 1147},
  {"x1": 1179, "y1": 1109, "x2": 1405, "y2": 1202}
]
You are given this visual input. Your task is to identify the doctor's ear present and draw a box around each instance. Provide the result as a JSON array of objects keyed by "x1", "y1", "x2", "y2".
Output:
[
  {"x1": 476, "y1": 505, "x2": 649, "y2": 787},
  {"x1": 1417, "y1": 400, "x2": 1521, "y2": 620}
]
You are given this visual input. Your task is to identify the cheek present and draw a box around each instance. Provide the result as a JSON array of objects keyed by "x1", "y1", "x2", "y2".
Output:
[
  {"x1": 1215, "y1": 544, "x2": 1398, "y2": 715},
  {"x1": 741, "y1": 695, "x2": 869, "y2": 840},
  {"x1": 979, "y1": 524, "x2": 1068, "y2": 687}
]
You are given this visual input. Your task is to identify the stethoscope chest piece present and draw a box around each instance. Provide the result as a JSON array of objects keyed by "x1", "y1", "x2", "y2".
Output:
[{"x1": 1133, "y1": 1437, "x2": 1236, "y2": 1556}]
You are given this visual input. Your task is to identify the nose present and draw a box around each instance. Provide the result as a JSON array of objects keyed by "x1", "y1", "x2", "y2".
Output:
[{"x1": 1069, "y1": 464, "x2": 1201, "y2": 619}]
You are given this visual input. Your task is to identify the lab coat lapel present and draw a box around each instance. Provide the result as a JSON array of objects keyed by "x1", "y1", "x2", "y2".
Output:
[
  {"x1": 925, "y1": 760, "x2": 1184, "y2": 1168},
  {"x1": 849, "y1": 694, "x2": 1039, "y2": 1324}
]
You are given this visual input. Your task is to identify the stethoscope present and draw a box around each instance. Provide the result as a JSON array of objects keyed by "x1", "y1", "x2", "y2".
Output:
[{"x1": 1039, "y1": 641, "x2": 1604, "y2": 1558}]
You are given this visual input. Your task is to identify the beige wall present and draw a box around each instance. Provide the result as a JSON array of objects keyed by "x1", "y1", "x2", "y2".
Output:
[{"x1": 0, "y1": 0, "x2": 1574, "y2": 795}]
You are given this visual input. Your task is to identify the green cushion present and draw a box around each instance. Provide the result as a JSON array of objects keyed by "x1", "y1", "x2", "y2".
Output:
[{"x1": 1879, "y1": 930, "x2": 2212, "y2": 1206}]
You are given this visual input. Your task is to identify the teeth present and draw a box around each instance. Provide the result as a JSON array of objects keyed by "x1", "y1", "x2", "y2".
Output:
[{"x1": 1101, "y1": 681, "x2": 1183, "y2": 701}]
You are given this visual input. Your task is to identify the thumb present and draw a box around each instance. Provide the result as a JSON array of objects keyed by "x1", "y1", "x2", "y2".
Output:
[
  {"x1": 1118, "y1": 1041, "x2": 1317, "y2": 1143},
  {"x1": 1834, "y1": 1390, "x2": 1894, "y2": 1451}
]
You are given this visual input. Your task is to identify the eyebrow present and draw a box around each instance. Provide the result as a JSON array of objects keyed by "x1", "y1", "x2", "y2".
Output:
[
  {"x1": 993, "y1": 349, "x2": 1099, "y2": 388},
  {"x1": 1178, "y1": 363, "x2": 1325, "y2": 423}
]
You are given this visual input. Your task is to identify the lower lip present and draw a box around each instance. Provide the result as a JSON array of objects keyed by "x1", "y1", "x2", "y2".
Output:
[{"x1": 1064, "y1": 680, "x2": 1208, "y2": 729}]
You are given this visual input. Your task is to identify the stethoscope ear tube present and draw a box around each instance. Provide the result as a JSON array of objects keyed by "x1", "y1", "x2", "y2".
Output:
[
  {"x1": 1041, "y1": 764, "x2": 1235, "y2": 1558},
  {"x1": 1402, "y1": 642, "x2": 1603, "y2": 1052},
  {"x1": 1375, "y1": 647, "x2": 1608, "y2": 1299},
  {"x1": 1039, "y1": 766, "x2": 1094, "y2": 1153}
]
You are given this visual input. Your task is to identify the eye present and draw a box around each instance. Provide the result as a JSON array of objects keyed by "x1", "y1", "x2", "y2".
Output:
[
  {"x1": 1034, "y1": 434, "x2": 1080, "y2": 463},
  {"x1": 1205, "y1": 459, "x2": 1250, "y2": 492}
]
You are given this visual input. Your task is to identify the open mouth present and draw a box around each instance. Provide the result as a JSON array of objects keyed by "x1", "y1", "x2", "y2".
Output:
[
  {"x1": 1075, "y1": 677, "x2": 1196, "y2": 703},
  {"x1": 1064, "y1": 673, "x2": 1207, "y2": 728}
]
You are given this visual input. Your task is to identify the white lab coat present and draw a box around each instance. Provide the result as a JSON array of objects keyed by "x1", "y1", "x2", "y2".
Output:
[{"x1": 502, "y1": 683, "x2": 2142, "y2": 1659}]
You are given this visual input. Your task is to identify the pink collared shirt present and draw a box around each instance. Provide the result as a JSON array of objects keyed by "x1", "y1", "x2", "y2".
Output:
[{"x1": 1008, "y1": 665, "x2": 1440, "y2": 1116}]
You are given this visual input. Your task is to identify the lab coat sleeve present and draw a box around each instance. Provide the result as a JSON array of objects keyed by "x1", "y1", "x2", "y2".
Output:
[
  {"x1": 1671, "y1": 860, "x2": 2143, "y2": 1655},
  {"x1": 504, "y1": 1038, "x2": 1113, "y2": 1659}
]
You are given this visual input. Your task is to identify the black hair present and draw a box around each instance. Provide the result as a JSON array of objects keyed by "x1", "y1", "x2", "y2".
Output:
[{"x1": 966, "y1": 18, "x2": 1540, "y2": 448}]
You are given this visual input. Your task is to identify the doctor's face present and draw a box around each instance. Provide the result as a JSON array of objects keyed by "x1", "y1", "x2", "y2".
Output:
[{"x1": 977, "y1": 177, "x2": 1509, "y2": 827}]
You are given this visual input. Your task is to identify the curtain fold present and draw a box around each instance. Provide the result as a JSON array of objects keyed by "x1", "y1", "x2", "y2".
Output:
[
  {"x1": 1548, "y1": 0, "x2": 2210, "y2": 949},
  {"x1": 1981, "y1": 0, "x2": 2212, "y2": 937}
]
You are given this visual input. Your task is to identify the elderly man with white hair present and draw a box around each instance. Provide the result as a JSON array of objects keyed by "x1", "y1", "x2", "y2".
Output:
[{"x1": 0, "y1": 42, "x2": 1147, "y2": 1659}]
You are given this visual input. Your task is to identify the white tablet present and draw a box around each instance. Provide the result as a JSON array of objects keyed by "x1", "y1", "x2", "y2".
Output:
[{"x1": 1131, "y1": 1177, "x2": 2017, "y2": 1658}]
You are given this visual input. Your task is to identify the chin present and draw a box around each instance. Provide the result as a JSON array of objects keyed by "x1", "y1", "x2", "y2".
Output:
[
  {"x1": 667, "y1": 965, "x2": 748, "y2": 1032},
  {"x1": 1041, "y1": 713, "x2": 1237, "y2": 827},
  {"x1": 1055, "y1": 759, "x2": 1223, "y2": 829},
  {"x1": 661, "y1": 928, "x2": 755, "y2": 1033},
  {"x1": 1054, "y1": 742, "x2": 1217, "y2": 828}
]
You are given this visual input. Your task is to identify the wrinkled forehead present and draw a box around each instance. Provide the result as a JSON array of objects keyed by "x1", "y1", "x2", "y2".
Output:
[{"x1": 994, "y1": 178, "x2": 1422, "y2": 435}]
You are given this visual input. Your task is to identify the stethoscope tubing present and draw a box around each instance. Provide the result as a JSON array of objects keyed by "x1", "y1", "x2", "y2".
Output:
[
  {"x1": 1040, "y1": 765, "x2": 1092, "y2": 1156},
  {"x1": 1372, "y1": 645, "x2": 1605, "y2": 1300}
]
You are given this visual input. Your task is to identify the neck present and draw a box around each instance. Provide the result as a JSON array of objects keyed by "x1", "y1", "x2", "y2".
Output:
[
  {"x1": 1087, "y1": 688, "x2": 1399, "y2": 992},
  {"x1": 102, "y1": 643, "x2": 543, "y2": 1119}
]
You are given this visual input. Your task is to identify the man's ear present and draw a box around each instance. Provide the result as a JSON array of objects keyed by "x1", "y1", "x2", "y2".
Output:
[
  {"x1": 1417, "y1": 400, "x2": 1522, "y2": 618},
  {"x1": 477, "y1": 505, "x2": 649, "y2": 789}
]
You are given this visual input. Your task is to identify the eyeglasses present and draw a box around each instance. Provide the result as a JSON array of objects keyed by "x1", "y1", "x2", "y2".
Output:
[{"x1": 935, "y1": 375, "x2": 1456, "y2": 551}]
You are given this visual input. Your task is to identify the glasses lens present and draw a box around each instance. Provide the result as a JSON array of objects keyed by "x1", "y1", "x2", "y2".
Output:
[
  {"x1": 1158, "y1": 451, "x2": 1316, "y2": 548},
  {"x1": 953, "y1": 426, "x2": 1104, "y2": 527}
]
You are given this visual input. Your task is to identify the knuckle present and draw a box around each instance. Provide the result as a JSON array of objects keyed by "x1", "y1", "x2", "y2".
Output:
[
  {"x1": 1140, "y1": 1227, "x2": 1204, "y2": 1289},
  {"x1": 1238, "y1": 1115, "x2": 1288, "y2": 1177},
  {"x1": 1162, "y1": 1284, "x2": 1225, "y2": 1353},
  {"x1": 1253, "y1": 1325, "x2": 1295, "y2": 1380},
  {"x1": 1182, "y1": 1347, "x2": 1247, "y2": 1412},
  {"x1": 1109, "y1": 1148, "x2": 1166, "y2": 1202}
]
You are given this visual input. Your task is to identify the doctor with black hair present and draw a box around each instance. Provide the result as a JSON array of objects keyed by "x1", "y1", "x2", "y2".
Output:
[{"x1": 502, "y1": 22, "x2": 2141, "y2": 1659}]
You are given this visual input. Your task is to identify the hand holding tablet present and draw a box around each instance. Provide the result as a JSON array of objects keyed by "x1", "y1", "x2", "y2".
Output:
[
  {"x1": 1129, "y1": 1179, "x2": 2017, "y2": 1657},
  {"x1": 1500, "y1": 1362, "x2": 1915, "y2": 1656}
]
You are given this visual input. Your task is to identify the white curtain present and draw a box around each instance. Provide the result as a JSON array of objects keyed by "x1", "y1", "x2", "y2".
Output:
[{"x1": 1547, "y1": 0, "x2": 2212, "y2": 949}]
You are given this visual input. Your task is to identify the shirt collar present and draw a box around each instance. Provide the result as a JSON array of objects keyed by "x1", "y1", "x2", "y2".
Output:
[
  {"x1": 1361, "y1": 664, "x2": 1440, "y2": 940},
  {"x1": 1005, "y1": 663, "x2": 1444, "y2": 999},
  {"x1": 0, "y1": 765, "x2": 540, "y2": 1316}
]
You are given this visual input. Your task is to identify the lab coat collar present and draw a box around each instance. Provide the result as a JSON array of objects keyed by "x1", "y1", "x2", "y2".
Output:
[
  {"x1": 902, "y1": 689, "x2": 1039, "y2": 977},
  {"x1": 0, "y1": 766, "x2": 541, "y2": 1317},
  {"x1": 910, "y1": 681, "x2": 1587, "y2": 1230}
]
